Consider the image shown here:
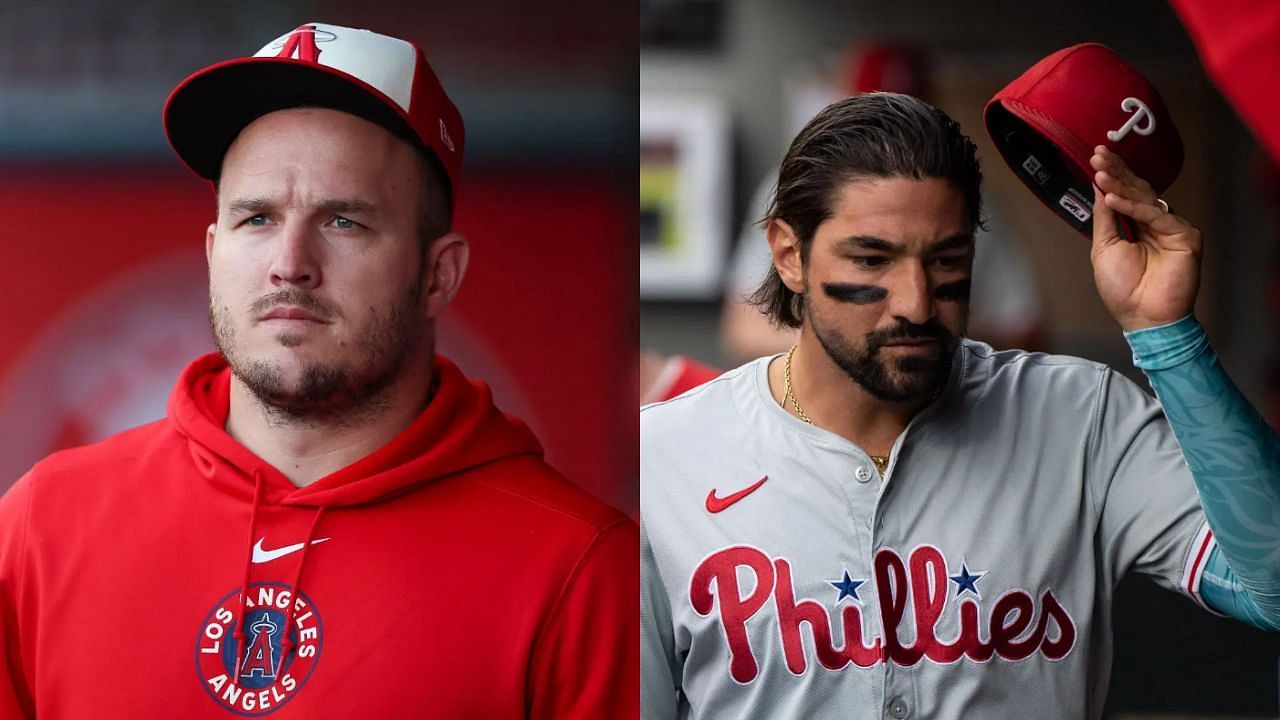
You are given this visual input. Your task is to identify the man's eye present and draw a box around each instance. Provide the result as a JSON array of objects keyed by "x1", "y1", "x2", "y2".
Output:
[
  {"x1": 246, "y1": 214, "x2": 270, "y2": 227},
  {"x1": 853, "y1": 256, "x2": 888, "y2": 269},
  {"x1": 935, "y1": 256, "x2": 965, "y2": 269},
  {"x1": 333, "y1": 217, "x2": 357, "y2": 230}
]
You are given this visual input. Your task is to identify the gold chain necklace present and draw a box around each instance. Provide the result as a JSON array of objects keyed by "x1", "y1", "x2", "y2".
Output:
[{"x1": 785, "y1": 344, "x2": 890, "y2": 477}]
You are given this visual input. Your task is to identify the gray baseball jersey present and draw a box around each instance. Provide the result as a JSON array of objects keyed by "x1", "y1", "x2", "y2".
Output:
[{"x1": 640, "y1": 339, "x2": 1215, "y2": 720}]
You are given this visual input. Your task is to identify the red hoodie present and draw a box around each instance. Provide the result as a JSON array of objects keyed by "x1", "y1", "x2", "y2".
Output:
[{"x1": 0, "y1": 353, "x2": 638, "y2": 718}]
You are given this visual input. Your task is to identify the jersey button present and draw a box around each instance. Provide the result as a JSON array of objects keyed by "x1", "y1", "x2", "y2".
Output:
[
  {"x1": 888, "y1": 698, "x2": 909, "y2": 718},
  {"x1": 854, "y1": 466, "x2": 874, "y2": 483}
]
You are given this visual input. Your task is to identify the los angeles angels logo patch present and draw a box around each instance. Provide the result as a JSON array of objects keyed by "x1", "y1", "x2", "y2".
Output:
[{"x1": 195, "y1": 583, "x2": 324, "y2": 715}]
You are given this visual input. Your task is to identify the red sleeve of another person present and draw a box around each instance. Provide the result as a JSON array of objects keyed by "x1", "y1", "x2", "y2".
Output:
[
  {"x1": 655, "y1": 357, "x2": 723, "y2": 403},
  {"x1": 1169, "y1": 0, "x2": 1280, "y2": 162},
  {"x1": 0, "y1": 475, "x2": 35, "y2": 719},
  {"x1": 527, "y1": 518, "x2": 639, "y2": 720}
]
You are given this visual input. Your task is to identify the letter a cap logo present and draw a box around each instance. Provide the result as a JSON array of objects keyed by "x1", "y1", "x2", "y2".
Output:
[
  {"x1": 164, "y1": 22, "x2": 465, "y2": 206},
  {"x1": 983, "y1": 43, "x2": 1183, "y2": 240}
]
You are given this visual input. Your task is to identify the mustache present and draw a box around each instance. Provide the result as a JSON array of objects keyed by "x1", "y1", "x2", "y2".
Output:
[
  {"x1": 868, "y1": 319, "x2": 952, "y2": 346},
  {"x1": 250, "y1": 288, "x2": 340, "y2": 321}
]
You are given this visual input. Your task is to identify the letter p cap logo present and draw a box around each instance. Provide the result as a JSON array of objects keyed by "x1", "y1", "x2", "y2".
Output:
[{"x1": 1106, "y1": 97, "x2": 1155, "y2": 142}]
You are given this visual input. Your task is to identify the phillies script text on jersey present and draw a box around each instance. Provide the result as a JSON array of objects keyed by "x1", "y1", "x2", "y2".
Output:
[{"x1": 693, "y1": 544, "x2": 1075, "y2": 683}]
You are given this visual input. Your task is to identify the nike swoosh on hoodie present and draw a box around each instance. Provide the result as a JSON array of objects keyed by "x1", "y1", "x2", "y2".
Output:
[{"x1": 251, "y1": 537, "x2": 331, "y2": 564}]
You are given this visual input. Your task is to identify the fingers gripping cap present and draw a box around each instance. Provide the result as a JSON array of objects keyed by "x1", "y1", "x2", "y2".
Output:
[
  {"x1": 164, "y1": 23, "x2": 465, "y2": 205},
  {"x1": 984, "y1": 43, "x2": 1183, "y2": 239}
]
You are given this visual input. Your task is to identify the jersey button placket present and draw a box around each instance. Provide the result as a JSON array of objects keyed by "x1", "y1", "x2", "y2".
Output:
[
  {"x1": 887, "y1": 697, "x2": 909, "y2": 719},
  {"x1": 856, "y1": 464, "x2": 876, "y2": 530}
]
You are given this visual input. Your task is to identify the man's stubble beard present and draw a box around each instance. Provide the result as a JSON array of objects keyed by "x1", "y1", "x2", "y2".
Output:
[
  {"x1": 805, "y1": 294, "x2": 961, "y2": 404},
  {"x1": 210, "y1": 281, "x2": 426, "y2": 428}
]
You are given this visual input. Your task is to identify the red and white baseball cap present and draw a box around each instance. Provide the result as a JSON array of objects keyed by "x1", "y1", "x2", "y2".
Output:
[
  {"x1": 984, "y1": 43, "x2": 1183, "y2": 239},
  {"x1": 164, "y1": 22, "x2": 465, "y2": 205}
]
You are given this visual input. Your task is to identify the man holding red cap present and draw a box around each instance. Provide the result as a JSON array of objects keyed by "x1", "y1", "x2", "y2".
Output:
[
  {"x1": 642, "y1": 83, "x2": 1280, "y2": 718},
  {"x1": 0, "y1": 22, "x2": 637, "y2": 718}
]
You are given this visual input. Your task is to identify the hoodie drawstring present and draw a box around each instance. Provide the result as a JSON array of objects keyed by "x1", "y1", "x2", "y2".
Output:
[
  {"x1": 276, "y1": 506, "x2": 327, "y2": 675},
  {"x1": 230, "y1": 472, "x2": 328, "y2": 678},
  {"x1": 231, "y1": 470, "x2": 265, "y2": 675}
]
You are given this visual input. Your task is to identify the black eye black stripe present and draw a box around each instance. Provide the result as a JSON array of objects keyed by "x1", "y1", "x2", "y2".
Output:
[
  {"x1": 933, "y1": 278, "x2": 971, "y2": 302},
  {"x1": 822, "y1": 283, "x2": 887, "y2": 304},
  {"x1": 822, "y1": 278, "x2": 971, "y2": 304}
]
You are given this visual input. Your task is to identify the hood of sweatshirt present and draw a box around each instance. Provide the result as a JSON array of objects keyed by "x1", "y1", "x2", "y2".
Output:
[
  {"x1": 168, "y1": 352, "x2": 544, "y2": 508},
  {"x1": 166, "y1": 351, "x2": 545, "y2": 676}
]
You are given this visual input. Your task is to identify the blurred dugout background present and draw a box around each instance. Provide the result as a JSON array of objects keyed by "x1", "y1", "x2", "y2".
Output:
[
  {"x1": 0, "y1": 1, "x2": 637, "y2": 515},
  {"x1": 642, "y1": 0, "x2": 1280, "y2": 717}
]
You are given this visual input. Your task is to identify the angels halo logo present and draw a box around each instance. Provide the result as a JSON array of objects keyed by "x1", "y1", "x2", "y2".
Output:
[{"x1": 195, "y1": 583, "x2": 324, "y2": 715}]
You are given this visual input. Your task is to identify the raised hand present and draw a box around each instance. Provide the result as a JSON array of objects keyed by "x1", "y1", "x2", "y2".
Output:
[{"x1": 1089, "y1": 145, "x2": 1202, "y2": 331}]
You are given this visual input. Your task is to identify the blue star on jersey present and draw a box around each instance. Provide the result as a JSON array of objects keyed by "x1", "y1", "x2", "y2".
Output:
[
  {"x1": 829, "y1": 570, "x2": 865, "y2": 603},
  {"x1": 950, "y1": 562, "x2": 985, "y2": 598}
]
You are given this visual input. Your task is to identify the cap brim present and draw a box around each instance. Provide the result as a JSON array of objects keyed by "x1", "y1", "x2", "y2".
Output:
[{"x1": 164, "y1": 57, "x2": 423, "y2": 181}]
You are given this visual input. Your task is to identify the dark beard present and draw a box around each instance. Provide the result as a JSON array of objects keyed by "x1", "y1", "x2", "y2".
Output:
[
  {"x1": 210, "y1": 283, "x2": 424, "y2": 427},
  {"x1": 811, "y1": 314, "x2": 957, "y2": 404}
]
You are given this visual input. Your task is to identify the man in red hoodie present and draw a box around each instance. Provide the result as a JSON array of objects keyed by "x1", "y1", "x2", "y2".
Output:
[{"x1": 0, "y1": 22, "x2": 638, "y2": 719}]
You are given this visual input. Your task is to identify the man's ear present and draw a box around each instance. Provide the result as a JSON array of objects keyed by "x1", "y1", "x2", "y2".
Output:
[
  {"x1": 205, "y1": 223, "x2": 217, "y2": 267},
  {"x1": 767, "y1": 218, "x2": 806, "y2": 294},
  {"x1": 423, "y1": 232, "x2": 470, "y2": 317}
]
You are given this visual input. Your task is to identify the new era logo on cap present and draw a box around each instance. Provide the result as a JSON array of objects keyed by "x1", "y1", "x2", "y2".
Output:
[
  {"x1": 984, "y1": 43, "x2": 1183, "y2": 239},
  {"x1": 164, "y1": 21, "x2": 465, "y2": 204}
]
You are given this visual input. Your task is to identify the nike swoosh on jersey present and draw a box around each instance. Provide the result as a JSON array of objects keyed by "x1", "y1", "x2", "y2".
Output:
[
  {"x1": 706, "y1": 476, "x2": 768, "y2": 513},
  {"x1": 251, "y1": 537, "x2": 331, "y2": 564}
]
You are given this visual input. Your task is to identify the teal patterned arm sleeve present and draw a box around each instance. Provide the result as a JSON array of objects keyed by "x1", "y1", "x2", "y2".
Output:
[
  {"x1": 1126, "y1": 315, "x2": 1280, "y2": 627},
  {"x1": 1199, "y1": 545, "x2": 1280, "y2": 631}
]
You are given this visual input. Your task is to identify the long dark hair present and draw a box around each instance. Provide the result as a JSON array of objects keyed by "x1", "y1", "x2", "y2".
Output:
[{"x1": 750, "y1": 92, "x2": 985, "y2": 328}]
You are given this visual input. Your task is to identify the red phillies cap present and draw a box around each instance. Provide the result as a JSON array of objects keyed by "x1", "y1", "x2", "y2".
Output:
[
  {"x1": 984, "y1": 43, "x2": 1183, "y2": 239},
  {"x1": 164, "y1": 22, "x2": 464, "y2": 206}
]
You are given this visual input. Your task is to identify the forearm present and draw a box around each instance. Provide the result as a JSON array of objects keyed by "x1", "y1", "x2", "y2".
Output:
[{"x1": 1126, "y1": 316, "x2": 1280, "y2": 622}]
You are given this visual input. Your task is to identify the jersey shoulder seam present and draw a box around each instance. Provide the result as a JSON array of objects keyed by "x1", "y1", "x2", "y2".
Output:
[{"x1": 959, "y1": 341, "x2": 1108, "y2": 371}]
